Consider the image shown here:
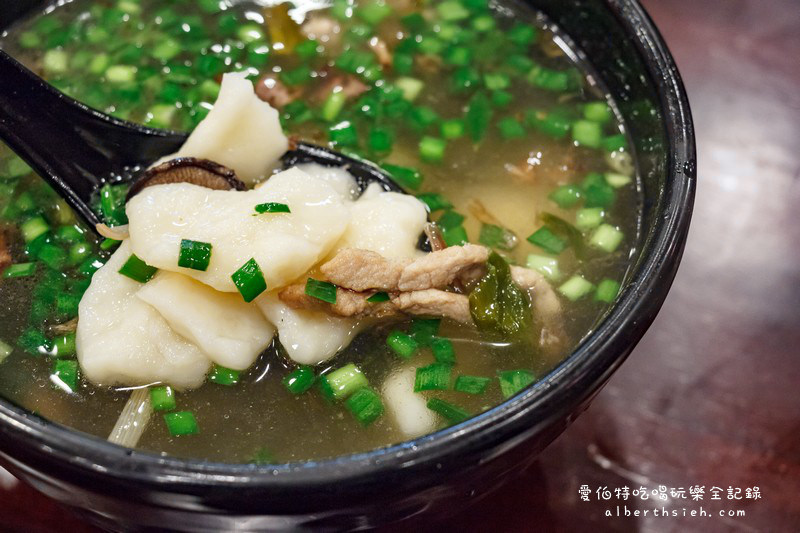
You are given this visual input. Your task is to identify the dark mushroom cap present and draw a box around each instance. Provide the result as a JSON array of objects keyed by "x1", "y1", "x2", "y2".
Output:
[{"x1": 126, "y1": 157, "x2": 246, "y2": 201}]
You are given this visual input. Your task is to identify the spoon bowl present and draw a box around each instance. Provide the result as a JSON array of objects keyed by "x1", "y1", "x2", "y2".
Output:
[{"x1": 0, "y1": 50, "x2": 402, "y2": 230}]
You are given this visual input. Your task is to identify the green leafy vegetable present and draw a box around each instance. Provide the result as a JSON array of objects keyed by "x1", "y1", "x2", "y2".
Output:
[{"x1": 468, "y1": 252, "x2": 532, "y2": 337}]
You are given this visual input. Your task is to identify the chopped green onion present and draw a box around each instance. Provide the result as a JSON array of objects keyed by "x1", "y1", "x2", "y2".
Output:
[
  {"x1": 454, "y1": 375, "x2": 490, "y2": 394},
  {"x1": 37, "y1": 243, "x2": 68, "y2": 270},
  {"x1": 583, "y1": 101, "x2": 612, "y2": 123},
  {"x1": 558, "y1": 275, "x2": 594, "y2": 301},
  {"x1": 410, "y1": 317, "x2": 441, "y2": 346},
  {"x1": 497, "y1": 117, "x2": 525, "y2": 139},
  {"x1": 357, "y1": 1, "x2": 392, "y2": 25},
  {"x1": 572, "y1": 120, "x2": 603, "y2": 148},
  {"x1": 590, "y1": 224, "x2": 624, "y2": 252},
  {"x1": 408, "y1": 106, "x2": 439, "y2": 131},
  {"x1": 100, "y1": 238, "x2": 121, "y2": 251},
  {"x1": 20, "y1": 216, "x2": 50, "y2": 243},
  {"x1": 368, "y1": 127, "x2": 394, "y2": 152},
  {"x1": 465, "y1": 92, "x2": 492, "y2": 142},
  {"x1": 426, "y1": 397, "x2": 469, "y2": 424},
  {"x1": 105, "y1": 64, "x2": 137, "y2": 84},
  {"x1": 3, "y1": 263, "x2": 37, "y2": 279},
  {"x1": 329, "y1": 121, "x2": 359, "y2": 147},
  {"x1": 595, "y1": 279, "x2": 621, "y2": 303},
  {"x1": 441, "y1": 225, "x2": 468, "y2": 246},
  {"x1": 420, "y1": 136, "x2": 446, "y2": 162},
  {"x1": 440, "y1": 119, "x2": 465, "y2": 139},
  {"x1": 582, "y1": 172, "x2": 616, "y2": 208},
  {"x1": 491, "y1": 90, "x2": 513, "y2": 108},
  {"x1": 444, "y1": 45, "x2": 471, "y2": 66},
  {"x1": 345, "y1": 387, "x2": 384, "y2": 426},
  {"x1": 118, "y1": 254, "x2": 158, "y2": 283},
  {"x1": 321, "y1": 90, "x2": 346, "y2": 121},
  {"x1": 437, "y1": 210, "x2": 465, "y2": 230},
  {"x1": 437, "y1": 0, "x2": 470, "y2": 21},
  {"x1": 231, "y1": 258, "x2": 267, "y2": 302},
  {"x1": 527, "y1": 227, "x2": 566, "y2": 254},
  {"x1": 396, "y1": 77, "x2": 424, "y2": 101},
  {"x1": 150, "y1": 386, "x2": 177, "y2": 411},
  {"x1": 527, "y1": 65, "x2": 574, "y2": 92},
  {"x1": 431, "y1": 338, "x2": 455, "y2": 364},
  {"x1": 484, "y1": 73, "x2": 510, "y2": 91},
  {"x1": 602, "y1": 134, "x2": 628, "y2": 152},
  {"x1": 383, "y1": 164, "x2": 423, "y2": 190},
  {"x1": 525, "y1": 254, "x2": 561, "y2": 281},
  {"x1": 417, "y1": 193, "x2": 453, "y2": 212},
  {"x1": 366, "y1": 291, "x2": 390, "y2": 303},
  {"x1": 414, "y1": 363, "x2": 452, "y2": 391},
  {"x1": 43, "y1": 49, "x2": 68, "y2": 74},
  {"x1": 386, "y1": 331, "x2": 419, "y2": 359},
  {"x1": 163, "y1": 411, "x2": 199, "y2": 436},
  {"x1": 479, "y1": 224, "x2": 517, "y2": 251},
  {"x1": 575, "y1": 207, "x2": 605, "y2": 231},
  {"x1": 320, "y1": 363, "x2": 368, "y2": 400},
  {"x1": 18, "y1": 328, "x2": 50, "y2": 356},
  {"x1": 51, "y1": 359, "x2": 79, "y2": 392},
  {"x1": 525, "y1": 109, "x2": 571, "y2": 139},
  {"x1": 209, "y1": 364, "x2": 240, "y2": 386},
  {"x1": 55, "y1": 292, "x2": 80, "y2": 318},
  {"x1": 51, "y1": 333, "x2": 76, "y2": 357},
  {"x1": 178, "y1": 239, "x2": 212, "y2": 272},
  {"x1": 604, "y1": 172, "x2": 632, "y2": 188},
  {"x1": 283, "y1": 366, "x2": 316, "y2": 394},
  {"x1": 498, "y1": 369, "x2": 535, "y2": 398},
  {"x1": 508, "y1": 24, "x2": 538, "y2": 46},
  {"x1": 255, "y1": 202, "x2": 291, "y2": 214},
  {"x1": 305, "y1": 278, "x2": 337, "y2": 304},
  {"x1": 548, "y1": 185, "x2": 583, "y2": 209}
]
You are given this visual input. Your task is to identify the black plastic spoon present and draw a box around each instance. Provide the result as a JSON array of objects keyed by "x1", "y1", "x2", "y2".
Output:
[{"x1": 0, "y1": 50, "x2": 402, "y2": 231}]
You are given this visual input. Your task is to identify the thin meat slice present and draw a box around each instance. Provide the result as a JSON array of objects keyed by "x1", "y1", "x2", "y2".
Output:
[
  {"x1": 0, "y1": 227, "x2": 11, "y2": 273},
  {"x1": 278, "y1": 284, "x2": 397, "y2": 319},
  {"x1": 397, "y1": 244, "x2": 489, "y2": 291},
  {"x1": 321, "y1": 244, "x2": 489, "y2": 293},
  {"x1": 320, "y1": 248, "x2": 407, "y2": 291},
  {"x1": 391, "y1": 289, "x2": 472, "y2": 324}
]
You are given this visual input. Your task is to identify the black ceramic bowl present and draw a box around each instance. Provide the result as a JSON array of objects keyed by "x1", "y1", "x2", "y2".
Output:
[{"x1": 0, "y1": 1, "x2": 695, "y2": 530}]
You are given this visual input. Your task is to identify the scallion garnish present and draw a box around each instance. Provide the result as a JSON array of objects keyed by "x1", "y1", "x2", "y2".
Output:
[
  {"x1": 431, "y1": 338, "x2": 455, "y2": 364},
  {"x1": 386, "y1": 331, "x2": 419, "y2": 359},
  {"x1": 51, "y1": 359, "x2": 78, "y2": 392},
  {"x1": 498, "y1": 369, "x2": 536, "y2": 398},
  {"x1": 150, "y1": 386, "x2": 176, "y2": 411},
  {"x1": 366, "y1": 291, "x2": 390, "y2": 303},
  {"x1": 416, "y1": 193, "x2": 453, "y2": 213},
  {"x1": 454, "y1": 375, "x2": 490, "y2": 395},
  {"x1": 436, "y1": 210, "x2": 465, "y2": 230},
  {"x1": 3, "y1": 262, "x2": 37, "y2": 279},
  {"x1": 382, "y1": 164, "x2": 423, "y2": 190},
  {"x1": 118, "y1": 254, "x2": 158, "y2": 283},
  {"x1": 319, "y1": 363, "x2": 368, "y2": 401},
  {"x1": 51, "y1": 333, "x2": 76, "y2": 357},
  {"x1": 345, "y1": 387, "x2": 384, "y2": 426},
  {"x1": 178, "y1": 239, "x2": 212, "y2": 271},
  {"x1": 410, "y1": 318, "x2": 440, "y2": 346},
  {"x1": 558, "y1": 275, "x2": 594, "y2": 301},
  {"x1": 163, "y1": 411, "x2": 199, "y2": 436},
  {"x1": 209, "y1": 364, "x2": 240, "y2": 386},
  {"x1": 526, "y1": 227, "x2": 566, "y2": 255},
  {"x1": 254, "y1": 202, "x2": 291, "y2": 214},
  {"x1": 282, "y1": 365, "x2": 315, "y2": 395},
  {"x1": 595, "y1": 279, "x2": 621, "y2": 303},
  {"x1": 414, "y1": 363, "x2": 452, "y2": 391},
  {"x1": 231, "y1": 258, "x2": 267, "y2": 303},
  {"x1": 305, "y1": 278, "x2": 337, "y2": 304},
  {"x1": 426, "y1": 398, "x2": 470, "y2": 424}
]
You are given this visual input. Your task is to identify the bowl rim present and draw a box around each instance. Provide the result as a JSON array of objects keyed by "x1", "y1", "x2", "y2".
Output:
[{"x1": 0, "y1": 0, "x2": 695, "y2": 496}]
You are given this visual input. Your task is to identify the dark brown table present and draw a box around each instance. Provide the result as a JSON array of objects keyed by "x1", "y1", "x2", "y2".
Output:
[{"x1": 2, "y1": 0, "x2": 798, "y2": 530}]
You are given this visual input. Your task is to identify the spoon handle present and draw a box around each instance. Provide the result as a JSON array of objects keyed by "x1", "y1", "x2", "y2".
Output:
[{"x1": 0, "y1": 50, "x2": 186, "y2": 226}]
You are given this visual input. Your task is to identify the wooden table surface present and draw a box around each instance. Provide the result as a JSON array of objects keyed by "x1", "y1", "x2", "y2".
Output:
[{"x1": 2, "y1": 0, "x2": 798, "y2": 531}]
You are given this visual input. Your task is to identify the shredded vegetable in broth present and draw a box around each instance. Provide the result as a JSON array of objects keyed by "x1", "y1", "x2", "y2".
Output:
[{"x1": 0, "y1": 0, "x2": 640, "y2": 462}]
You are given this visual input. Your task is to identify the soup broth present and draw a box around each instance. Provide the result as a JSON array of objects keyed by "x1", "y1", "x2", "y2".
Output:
[{"x1": 0, "y1": 0, "x2": 640, "y2": 462}]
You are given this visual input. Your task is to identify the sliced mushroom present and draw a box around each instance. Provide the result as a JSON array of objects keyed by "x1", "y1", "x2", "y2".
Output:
[
  {"x1": 255, "y1": 74, "x2": 300, "y2": 109},
  {"x1": 127, "y1": 157, "x2": 246, "y2": 200}
]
